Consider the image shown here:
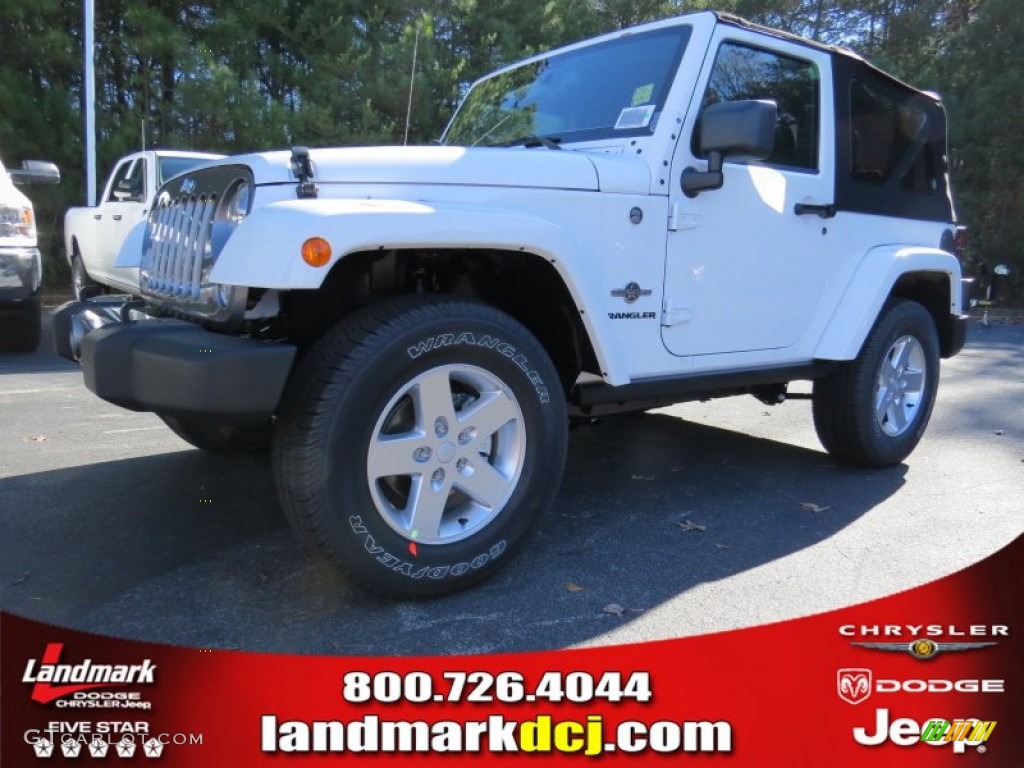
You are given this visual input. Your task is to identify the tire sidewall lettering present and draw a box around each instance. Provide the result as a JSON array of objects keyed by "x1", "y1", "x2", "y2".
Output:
[
  {"x1": 345, "y1": 516, "x2": 506, "y2": 581},
  {"x1": 406, "y1": 330, "x2": 550, "y2": 404}
]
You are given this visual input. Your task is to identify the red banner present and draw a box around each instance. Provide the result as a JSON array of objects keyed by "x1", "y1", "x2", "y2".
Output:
[{"x1": 3, "y1": 535, "x2": 1021, "y2": 765}]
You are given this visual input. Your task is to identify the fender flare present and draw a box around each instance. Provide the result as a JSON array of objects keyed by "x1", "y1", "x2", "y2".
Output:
[
  {"x1": 208, "y1": 197, "x2": 621, "y2": 382},
  {"x1": 814, "y1": 245, "x2": 962, "y2": 361}
]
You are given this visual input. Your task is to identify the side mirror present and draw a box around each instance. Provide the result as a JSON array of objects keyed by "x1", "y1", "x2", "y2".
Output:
[
  {"x1": 9, "y1": 160, "x2": 61, "y2": 186},
  {"x1": 682, "y1": 100, "x2": 777, "y2": 197}
]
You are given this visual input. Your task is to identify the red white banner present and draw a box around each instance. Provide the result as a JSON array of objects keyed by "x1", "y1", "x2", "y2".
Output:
[{"x1": 3, "y1": 535, "x2": 1021, "y2": 765}]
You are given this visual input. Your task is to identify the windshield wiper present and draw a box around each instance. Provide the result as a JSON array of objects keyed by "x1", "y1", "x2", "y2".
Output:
[{"x1": 503, "y1": 134, "x2": 563, "y2": 150}]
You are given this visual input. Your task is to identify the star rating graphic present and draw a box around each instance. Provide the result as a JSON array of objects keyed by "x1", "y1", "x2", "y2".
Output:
[
  {"x1": 30, "y1": 729, "x2": 179, "y2": 760},
  {"x1": 61, "y1": 739, "x2": 83, "y2": 757},
  {"x1": 115, "y1": 737, "x2": 137, "y2": 758},
  {"x1": 89, "y1": 737, "x2": 111, "y2": 758}
]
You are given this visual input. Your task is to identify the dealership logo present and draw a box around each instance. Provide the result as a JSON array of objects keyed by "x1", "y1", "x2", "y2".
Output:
[
  {"x1": 838, "y1": 669, "x2": 872, "y2": 705},
  {"x1": 22, "y1": 643, "x2": 156, "y2": 704},
  {"x1": 853, "y1": 708, "x2": 996, "y2": 754},
  {"x1": 837, "y1": 669, "x2": 1004, "y2": 704}
]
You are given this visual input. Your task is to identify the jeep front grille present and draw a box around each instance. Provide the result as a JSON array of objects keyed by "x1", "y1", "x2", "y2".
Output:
[
  {"x1": 139, "y1": 164, "x2": 252, "y2": 325},
  {"x1": 146, "y1": 192, "x2": 216, "y2": 300}
]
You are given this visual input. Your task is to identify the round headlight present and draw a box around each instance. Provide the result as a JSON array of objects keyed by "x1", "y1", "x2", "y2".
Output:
[{"x1": 223, "y1": 180, "x2": 251, "y2": 224}]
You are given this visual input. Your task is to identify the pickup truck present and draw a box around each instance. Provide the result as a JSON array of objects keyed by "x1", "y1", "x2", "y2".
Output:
[
  {"x1": 56, "y1": 11, "x2": 970, "y2": 597},
  {"x1": 0, "y1": 154, "x2": 59, "y2": 352},
  {"x1": 64, "y1": 150, "x2": 222, "y2": 299}
]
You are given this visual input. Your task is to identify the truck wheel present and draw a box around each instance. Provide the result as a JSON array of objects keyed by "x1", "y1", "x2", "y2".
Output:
[
  {"x1": 812, "y1": 300, "x2": 940, "y2": 467},
  {"x1": 273, "y1": 296, "x2": 567, "y2": 597},
  {"x1": 72, "y1": 253, "x2": 104, "y2": 301},
  {"x1": 0, "y1": 296, "x2": 42, "y2": 353},
  {"x1": 159, "y1": 415, "x2": 272, "y2": 454}
]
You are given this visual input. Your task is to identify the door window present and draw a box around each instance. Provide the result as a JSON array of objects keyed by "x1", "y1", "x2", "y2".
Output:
[
  {"x1": 693, "y1": 42, "x2": 819, "y2": 171},
  {"x1": 107, "y1": 159, "x2": 145, "y2": 203}
]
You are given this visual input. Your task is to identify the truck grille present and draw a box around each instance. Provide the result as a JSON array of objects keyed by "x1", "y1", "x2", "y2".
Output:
[
  {"x1": 146, "y1": 192, "x2": 216, "y2": 300},
  {"x1": 139, "y1": 164, "x2": 252, "y2": 325}
]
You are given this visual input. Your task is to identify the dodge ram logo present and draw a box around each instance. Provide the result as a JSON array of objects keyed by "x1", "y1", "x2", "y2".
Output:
[
  {"x1": 837, "y1": 668, "x2": 872, "y2": 705},
  {"x1": 611, "y1": 282, "x2": 652, "y2": 304}
]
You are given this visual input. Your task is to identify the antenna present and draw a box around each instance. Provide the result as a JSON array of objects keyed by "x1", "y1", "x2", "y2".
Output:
[
  {"x1": 141, "y1": 118, "x2": 146, "y2": 151},
  {"x1": 403, "y1": 26, "x2": 420, "y2": 146}
]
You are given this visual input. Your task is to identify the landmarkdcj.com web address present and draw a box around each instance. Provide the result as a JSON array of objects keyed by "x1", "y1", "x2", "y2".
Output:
[{"x1": 261, "y1": 714, "x2": 732, "y2": 755}]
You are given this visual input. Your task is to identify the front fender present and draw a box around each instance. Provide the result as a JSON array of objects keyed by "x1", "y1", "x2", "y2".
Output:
[
  {"x1": 208, "y1": 197, "x2": 622, "y2": 381},
  {"x1": 814, "y1": 245, "x2": 962, "y2": 361},
  {"x1": 210, "y1": 198, "x2": 583, "y2": 288}
]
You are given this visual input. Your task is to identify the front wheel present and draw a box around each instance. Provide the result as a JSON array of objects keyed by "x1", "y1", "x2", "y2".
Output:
[
  {"x1": 273, "y1": 296, "x2": 567, "y2": 597},
  {"x1": 812, "y1": 299, "x2": 940, "y2": 467}
]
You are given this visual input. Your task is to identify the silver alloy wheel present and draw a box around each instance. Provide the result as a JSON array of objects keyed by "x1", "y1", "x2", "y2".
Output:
[
  {"x1": 366, "y1": 364, "x2": 526, "y2": 545},
  {"x1": 875, "y1": 334, "x2": 927, "y2": 436},
  {"x1": 72, "y1": 257, "x2": 86, "y2": 299}
]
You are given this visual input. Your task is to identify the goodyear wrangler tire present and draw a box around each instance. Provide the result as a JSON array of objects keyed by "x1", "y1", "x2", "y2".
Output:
[
  {"x1": 812, "y1": 299, "x2": 940, "y2": 468},
  {"x1": 273, "y1": 296, "x2": 568, "y2": 597}
]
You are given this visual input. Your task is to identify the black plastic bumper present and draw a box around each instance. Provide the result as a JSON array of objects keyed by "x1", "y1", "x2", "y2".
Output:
[{"x1": 79, "y1": 320, "x2": 296, "y2": 423}]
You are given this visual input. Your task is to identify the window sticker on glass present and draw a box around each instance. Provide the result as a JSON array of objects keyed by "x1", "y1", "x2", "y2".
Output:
[
  {"x1": 615, "y1": 105, "x2": 656, "y2": 130},
  {"x1": 631, "y1": 83, "x2": 655, "y2": 106}
]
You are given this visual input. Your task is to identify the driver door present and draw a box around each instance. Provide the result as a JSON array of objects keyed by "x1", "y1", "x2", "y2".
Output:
[{"x1": 662, "y1": 32, "x2": 835, "y2": 362}]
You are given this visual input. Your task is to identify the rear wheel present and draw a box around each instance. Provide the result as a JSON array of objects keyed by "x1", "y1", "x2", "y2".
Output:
[
  {"x1": 273, "y1": 295, "x2": 567, "y2": 597},
  {"x1": 159, "y1": 415, "x2": 272, "y2": 454},
  {"x1": 0, "y1": 296, "x2": 42, "y2": 353},
  {"x1": 813, "y1": 300, "x2": 940, "y2": 467},
  {"x1": 72, "y1": 252, "x2": 104, "y2": 301}
]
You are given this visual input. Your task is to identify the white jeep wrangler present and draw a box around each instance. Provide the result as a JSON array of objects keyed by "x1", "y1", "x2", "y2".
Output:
[{"x1": 57, "y1": 12, "x2": 968, "y2": 596}]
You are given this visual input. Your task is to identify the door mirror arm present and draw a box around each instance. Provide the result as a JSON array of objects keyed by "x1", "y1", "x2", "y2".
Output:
[{"x1": 681, "y1": 151, "x2": 724, "y2": 197}]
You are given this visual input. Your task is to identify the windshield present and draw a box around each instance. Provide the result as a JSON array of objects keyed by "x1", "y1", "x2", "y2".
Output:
[
  {"x1": 444, "y1": 26, "x2": 691, "y2": 147},
  {"x1": 158, "y1": 156, "x2": 217, "y2": 185}
]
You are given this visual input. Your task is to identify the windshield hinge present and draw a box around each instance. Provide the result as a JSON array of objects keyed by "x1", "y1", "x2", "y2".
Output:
[
  {"x1": 668, "y1": 203, "x2": 697, "y2": 232},
  {"x1": 290, "y1": 146, "x2": 319, "y2": 199}
]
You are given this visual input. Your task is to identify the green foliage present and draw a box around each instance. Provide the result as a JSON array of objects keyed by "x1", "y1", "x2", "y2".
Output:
[{"x1": 0, "y1": 0, "x2": 1018, "y2": 288}]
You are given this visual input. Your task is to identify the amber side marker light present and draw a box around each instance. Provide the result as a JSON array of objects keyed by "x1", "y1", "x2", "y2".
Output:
[{"x1": 302, "y1": 237, "x2": 332, "y2": 267}]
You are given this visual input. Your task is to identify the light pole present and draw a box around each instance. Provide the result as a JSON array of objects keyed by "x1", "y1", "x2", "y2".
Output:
[{"x1": 84, "y1": 0, "x2": 97, "y2": 205}]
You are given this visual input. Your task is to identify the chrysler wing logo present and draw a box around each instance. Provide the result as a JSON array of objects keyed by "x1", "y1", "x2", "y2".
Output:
[
  {"x1": 179, "y1": 177, "x2": 197, "y2": 195},
  {"x1": 851, "y1": 638, "x2": 997, "y2": 660},
  {"x1": 838, "y1": 668, "x2": 873, "y2": 705},
  {"x1": 611, "y1": 282, "x2": 652, "y2": 304}
]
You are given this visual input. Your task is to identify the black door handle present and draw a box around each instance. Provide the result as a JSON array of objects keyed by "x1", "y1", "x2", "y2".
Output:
[
  {"x1": 794, "y1": 203, "x2": 836, "y2": 219},
  {"x1": 93, "y1": 214, "x2": 102, "y2": 220},
  {"x1": 112, "y1": 214, "x2": 123, "y2": 221}
]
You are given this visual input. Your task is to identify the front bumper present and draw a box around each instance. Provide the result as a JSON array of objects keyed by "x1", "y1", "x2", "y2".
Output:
[
  {"x1": 0, "y1": 246, "x2": 41, "y2": 302},
  {"x1": 54, "y1": 300, "x2": 296, "y2": 423}
]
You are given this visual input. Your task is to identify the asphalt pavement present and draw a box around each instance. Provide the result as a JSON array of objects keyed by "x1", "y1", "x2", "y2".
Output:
[{"x1": 1, "y1": 308, "x2": 1021, "y2": 655}]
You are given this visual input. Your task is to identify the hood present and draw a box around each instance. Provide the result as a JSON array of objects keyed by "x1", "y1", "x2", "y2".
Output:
[{"x1": 199, "y1": 146, "x2": 652, "y2": 196}]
